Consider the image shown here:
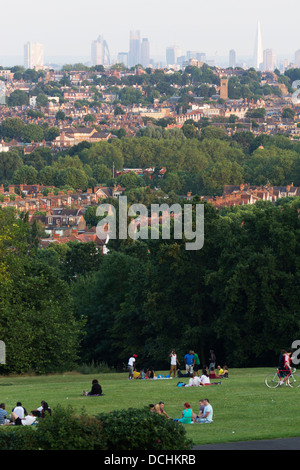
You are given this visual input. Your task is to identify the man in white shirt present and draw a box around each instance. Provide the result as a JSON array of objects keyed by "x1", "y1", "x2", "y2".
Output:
[
  {"x1": 200, "y1": 373, "x2": 211, "y2": 385},
  {"x1": 10, "y1": 410, "x2": 38, "y2": 426},
  {"x1": 187, "y1": 374, "x2": 201, "y2": 386},
  {"x1": 195, "y1": 399, "x2": 213, "y2": 423},
  {"x1": 128, "y1": 354, "x2": 137, "y2": 380},
  {"x1": 12, "y1": 402, "x2": 27, "y2": 419}
]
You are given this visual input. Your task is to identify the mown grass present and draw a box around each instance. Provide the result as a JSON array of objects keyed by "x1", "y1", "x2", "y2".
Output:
[{"x1": 1, "y1": 368, "x2": 300, "y2": 446}]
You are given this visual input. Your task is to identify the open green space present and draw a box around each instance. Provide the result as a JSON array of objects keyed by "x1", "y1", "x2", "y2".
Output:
[{"x1": 1, "y1": 368, "x2": 300, "y2": 447}]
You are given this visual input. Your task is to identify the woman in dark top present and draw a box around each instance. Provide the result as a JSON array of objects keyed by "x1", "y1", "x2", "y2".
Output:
[{"x1": 83, "y1": 379, "x2": 103, "y2": 396}]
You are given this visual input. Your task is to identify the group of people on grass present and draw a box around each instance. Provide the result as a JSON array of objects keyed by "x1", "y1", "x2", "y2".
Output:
[
  {"x1": 0, "y1": 400, "x2": 52, "y2": 426},
  {"x1": 170, "y1": 349, "x2": 228, "y2": 380},
  {"x1": 150, "y1": 399, "x2": 213, "y2": 424},
  {"x1": 128, "y1": 351, "x2": 229, "y2": 383}
]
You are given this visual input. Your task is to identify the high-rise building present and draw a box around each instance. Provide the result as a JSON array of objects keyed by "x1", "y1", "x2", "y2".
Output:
[
  {"x1": 128, "y1": 30, "x2": 141, "y2": 67},
  {"x1": 24, "y1": 42, "x2": 44, "y2": 69},
  {"x1": 229, "y1": 49, "x2": 236, "y2": 68},
  {"x1": 91, "y1": 35, "x2": 110, "y2": 66},
  {"x1": 140, "y1": 38, "x2": 150, "y2": 68},
  {"x1": 117, "y1": 52, "x2": 128, "y2": 68},
  {"x1": 253, "y1": 21, "x2": 263, "y2": 70},
  {"x1": 263, "y1": 49, "x2": 276, "y2": 72},
  {"x1": 166, "y1": 45, "x2": 181, "y2": 67},
  {"x1": 295, "y1": 50, "x2": 300, "y2": 67}
]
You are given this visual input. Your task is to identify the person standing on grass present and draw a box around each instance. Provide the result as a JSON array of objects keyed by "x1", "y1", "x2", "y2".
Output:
[
  {"x1": 192, "y1": 350, "x2": 201, "y2": 376},
  {"x1": 128, "y1": 354, "x2": 137, "y2": 380},
  {"x1": 184, "y1": 350, "x2": 194, "y2": 374},
  {"x1": 208, "y1": 350, "x2": 216, "y2": 371},
  {"x1": 169, "y1": 349, "x2": 180, "y2": 378}
]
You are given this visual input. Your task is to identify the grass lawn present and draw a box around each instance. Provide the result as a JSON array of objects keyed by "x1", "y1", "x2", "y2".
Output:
[{"x1": 1, "y1": 368, "x2": 300, "y2": 446}]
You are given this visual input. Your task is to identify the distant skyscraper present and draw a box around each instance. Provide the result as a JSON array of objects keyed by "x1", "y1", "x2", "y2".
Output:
[
  {"x1": 253, "y1": 21, "x2": 263, "y2": 70},
  {"x1": 140, "y1": 38, "x2": 150, "y2": 68},
  {"x1": 24, "y1": 42, "x2": 44, "y2": 69},
  {"x1": 295, "y1": 50, "x2": 300, "y2": 67},
  {"x1": 129, "y1": 30, "x2": 141, "y2": 67},
  {"x1": 166, "y1": 45, "x2": 181, "y2": 67},
  {"x1": 263, "y1": 49, "x2": 276, "y2": 72},
  {"x1": 91, "y1": 35, "x2": 110, "y2": 66},
  {"x1": 117, "y1": 52, "x2": 128, "y2": 68},
  {"x1": 229, "y1": 49, "x2": 236, "y2": 68}
]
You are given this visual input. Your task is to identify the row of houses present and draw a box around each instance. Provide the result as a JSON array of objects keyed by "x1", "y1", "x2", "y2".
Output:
[
  {"x1": 205, "y1": 183, "x2": 300, "y2": 208},
  {"x1": 0, "y1": 184, "x2": 126, "y2": 252}
]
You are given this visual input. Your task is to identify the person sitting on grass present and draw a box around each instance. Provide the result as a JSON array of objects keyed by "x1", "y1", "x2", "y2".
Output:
[
  {"x1": 8, "y1": 410, "x2": 39, "y2": 426},
  {"x1": 179, "y1": 402, "x2": 193, "y2": 424},
  {"x1": 192, "y1": 400, "x2": 205, "y2": 422},
  {"x1": 158, "y1": 401, "x2": 170, "y2": 419},
  {"x1": 187, "y1": 373, "x2": 201, "y2": 387},
  {"x1": 83, "y1": 379, "x2": 103, "y2": 396},
  {"x1": 200, "y1": 370, "x2": 222, "y2": 386},
  {"x1": 194, "y1": 399, "x2": 213, "y2": 423},
  {"x1": 209, "y1": 367, "x2": 218, "y2": 379}
]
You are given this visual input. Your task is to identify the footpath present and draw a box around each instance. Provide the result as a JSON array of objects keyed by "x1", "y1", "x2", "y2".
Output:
[{"x1": 193, "y1": 437, "x2": 300, "y2": 450}]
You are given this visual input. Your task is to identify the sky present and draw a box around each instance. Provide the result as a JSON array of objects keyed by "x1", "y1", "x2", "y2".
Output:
[{"x1": 1, "y1": 0, "x2": 300, "y2": 64}]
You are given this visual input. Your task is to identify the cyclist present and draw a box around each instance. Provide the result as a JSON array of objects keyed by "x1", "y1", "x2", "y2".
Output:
[
  {"x1": 278, "y1": 349, "x2": 286, "y2": 380},
  {"x1": 280, "y1": 349, "x2": 292, "y2": 385}
]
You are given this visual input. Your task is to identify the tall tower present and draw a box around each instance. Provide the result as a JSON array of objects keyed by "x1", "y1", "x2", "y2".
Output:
[
  {"x1": 254, "y1": 21, "x2": 263, "y2": 70},
  {"x1": 140, "y1": 38, "x2": 150, "y2": 68},
  {"x1": 128, "y1": 30, "x2": 141, "y2": 68},
  {"x1": 166, "y1": 45, "x2": 181, "y2": 67},
  {"x1": 91, "y1": 35, "x2": 110, "y2": 66},
  {"x1": 24, "y1": 42, "x2": 44, "y2": 69},
  {"x1": 229, "y1": 49, "x2": 236, "y2": 68},
  {"x1": 220, "y1": 77, "x2": 229, "y2": 100}
]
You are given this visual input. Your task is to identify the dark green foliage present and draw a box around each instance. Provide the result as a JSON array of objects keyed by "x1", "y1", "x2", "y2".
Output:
[
  {"x1": 0, "y1": 406, "x2": 192, "y2": 451},
  {"x1": 96, "y1": 408, "x2": 193, "y2": 451},
  {"x1": 34, "y1": 405, "x2": 107, "y2": 450}
]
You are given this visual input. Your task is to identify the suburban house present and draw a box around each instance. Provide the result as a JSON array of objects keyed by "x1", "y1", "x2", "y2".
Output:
[{"x1": 53, "y1": 127, "x2": 113, "y2": 148}]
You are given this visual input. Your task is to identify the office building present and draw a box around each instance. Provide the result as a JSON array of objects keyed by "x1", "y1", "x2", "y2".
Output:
[
  {"x1": 140, "y1": 38, "x2": 150, "y2": 68},
  {"x1": 24, "y1": 42, "x2": 44, "y2": 69},
  {"x1": 91, "y1": 35, "x2": 110, "y2": 66},
  {"x1": 166, "y1": 45, "x2": 181, "y2": 67},
  {"x1": 253, "y1": 21, "x2": 263, "y2": 70},
  {"x1": 295, "y1": 50, "x2": 300, "y2": 68},
  {"x1": 229, "y1": 49, "x2": 236, "y2": 68},
  {"x1": 117, "y1": 52, "x2": 128, "y2": 68},
  {"x1": 263, "y1": 49, "x2": 276, "y2": 71},
  {"x1": 128, "y1": 30, "x2": 140, "y2": 67}
]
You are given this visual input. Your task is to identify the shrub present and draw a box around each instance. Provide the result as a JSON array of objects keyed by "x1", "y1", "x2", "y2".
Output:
[
  {"x1": 34, "y1": 405, "x2": 107, "y2": 450},
  {"x1": 96, "y1": 407, "x2": 194, "y2": 451},
  {"x1": 0, "y1": 426, "x2": 38, "y2": 450}
]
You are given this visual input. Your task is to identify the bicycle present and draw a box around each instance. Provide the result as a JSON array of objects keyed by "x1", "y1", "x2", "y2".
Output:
[{"x1": 265, "y1": 368, "x2": 300, "y2": 388}]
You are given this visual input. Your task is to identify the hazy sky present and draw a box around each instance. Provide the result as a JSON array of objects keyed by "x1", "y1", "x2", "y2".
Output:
[{"x1": 1, "y1": 0, "x2": 300, "y2": 61}]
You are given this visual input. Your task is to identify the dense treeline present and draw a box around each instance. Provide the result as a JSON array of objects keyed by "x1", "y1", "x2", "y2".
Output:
[
  {"x1": 71, "y1": 197, "x2": 300, "y2": 369},
  {"x1": 1, "y1": 196, "x2": 299, "y2": 373},
  {"x1": 1, "y1": 124, "x2": 300, "y2": 197}
]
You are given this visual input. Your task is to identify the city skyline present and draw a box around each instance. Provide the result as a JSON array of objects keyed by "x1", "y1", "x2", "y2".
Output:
[{"x1": 0, "y1": 0, "x2": 299, "y2": 67}]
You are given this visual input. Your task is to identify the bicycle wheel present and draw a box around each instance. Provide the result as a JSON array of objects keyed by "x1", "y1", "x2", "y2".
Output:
[
  {"x1": 287, "y1": 373, "x2": 300, "y2": 388},
  {"x1": 265, "y1": 373, "x2": 280, "y2": 388}
]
